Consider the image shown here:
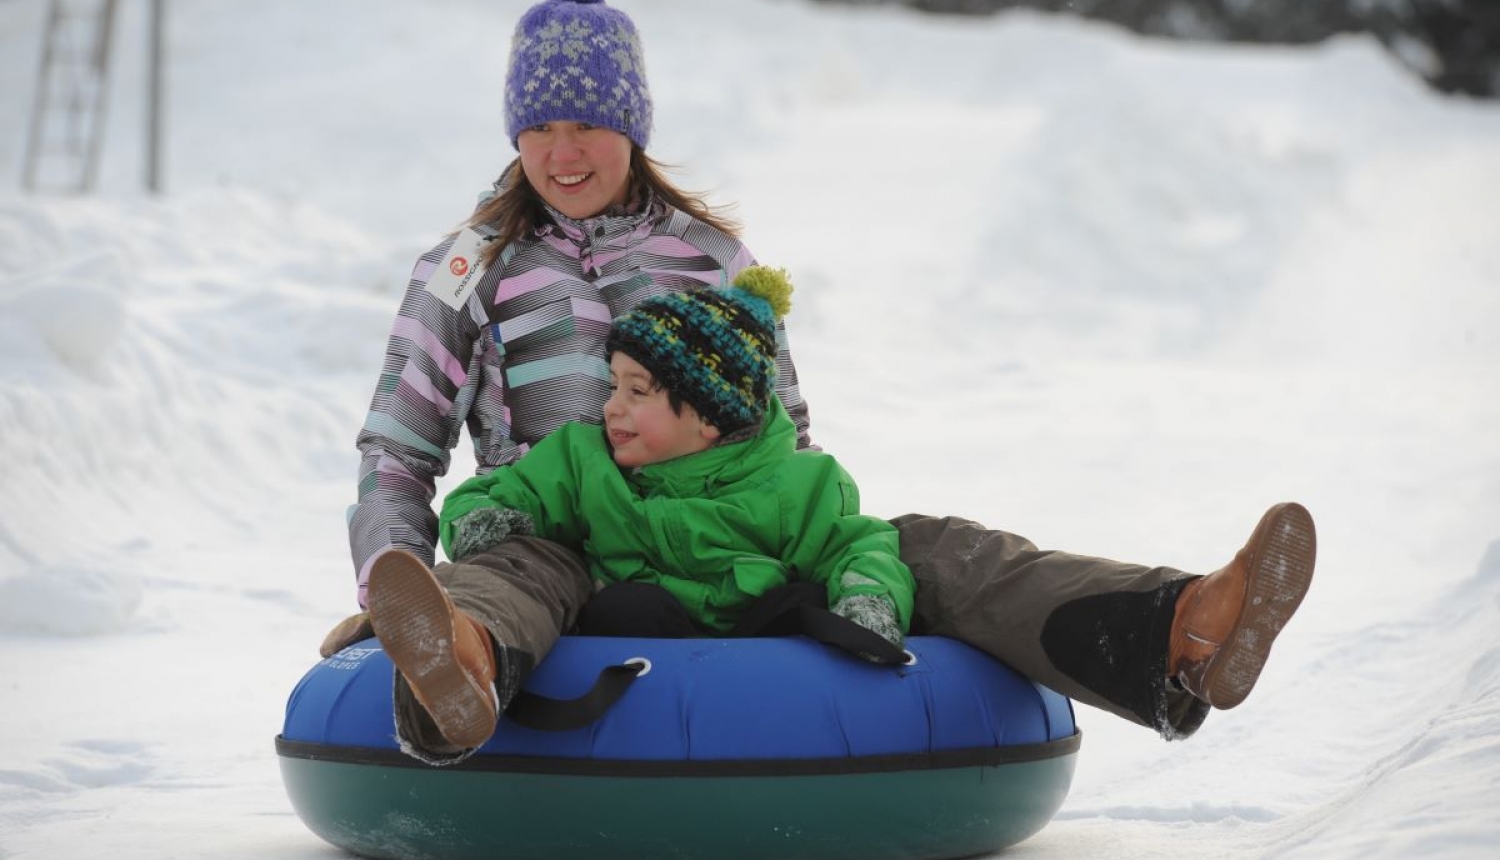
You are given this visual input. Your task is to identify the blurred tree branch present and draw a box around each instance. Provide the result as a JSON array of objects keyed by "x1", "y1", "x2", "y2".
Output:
[{"x1": 814, "y1": 0, "x2": 1500, "y2": 98}]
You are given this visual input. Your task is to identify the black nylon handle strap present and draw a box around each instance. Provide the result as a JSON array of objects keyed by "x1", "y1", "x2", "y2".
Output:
[
  {"x1": 503, "y1": 661, "x2": 646, "y2": 732},
  {"x1": 502, "y1": 605, "x2": 905, "y2": 732},
  {"x1": 792, "y1": 604, "x2": 909, "y2": 666},
  {"x1": 738, "y1": 595, "x2": 908, "y2": 665}
]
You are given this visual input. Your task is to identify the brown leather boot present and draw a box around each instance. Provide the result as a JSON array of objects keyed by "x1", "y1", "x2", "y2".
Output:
[
  {"x1": 1168, "y1": 502, "x2": 1316, "y2": 710},
  {"x1": 367, "y1": 549, "x2": 499, "y2": 749}
]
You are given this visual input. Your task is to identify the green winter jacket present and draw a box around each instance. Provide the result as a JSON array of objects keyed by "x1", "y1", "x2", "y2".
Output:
[{"x1": 438, "y1": 400, "x2": 914, "y2": 634}]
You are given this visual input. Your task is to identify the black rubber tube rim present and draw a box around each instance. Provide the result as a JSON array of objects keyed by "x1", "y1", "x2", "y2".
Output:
[{"x1": 274, "y1": 731, "x2": 1081, "y2": 778}]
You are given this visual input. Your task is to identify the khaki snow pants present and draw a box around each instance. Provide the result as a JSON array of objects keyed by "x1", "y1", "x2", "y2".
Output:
[
  {"x1": 395, "y1": 517, "x2": 1210, "y2": 758},
  {"x1": 895, "y1": 514, "x2": 1209, "y2": 738}
]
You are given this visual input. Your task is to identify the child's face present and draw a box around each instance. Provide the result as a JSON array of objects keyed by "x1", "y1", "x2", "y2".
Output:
[{"x1": 604, "y1": 353, "x2": 720, "y2": 468}]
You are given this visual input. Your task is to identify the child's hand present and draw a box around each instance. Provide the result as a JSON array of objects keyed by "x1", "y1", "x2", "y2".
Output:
[
  {"x1": 450, "y1": 507, "x2": 535, "y2": 561},
  {"x1": 831, "y1": 593, "x2": 904, "y2": 660}
]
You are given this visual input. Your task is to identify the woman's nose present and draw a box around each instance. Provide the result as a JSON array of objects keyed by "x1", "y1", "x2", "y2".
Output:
[{"x1": 550, "y1": 130, "x2": 583, "y2": 160}]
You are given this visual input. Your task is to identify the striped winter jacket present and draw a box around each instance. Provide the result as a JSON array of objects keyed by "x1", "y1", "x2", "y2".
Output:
[{"x1": 347, "y1": 193, "x2": 812, "y2": 605}]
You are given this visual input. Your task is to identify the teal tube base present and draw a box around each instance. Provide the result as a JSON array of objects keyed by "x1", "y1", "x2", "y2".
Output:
[{"x1": 277, "y1": 739, "x2": 1079, "y2": 860}]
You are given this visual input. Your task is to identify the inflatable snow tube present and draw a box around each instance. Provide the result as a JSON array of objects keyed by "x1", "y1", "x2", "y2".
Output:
[{"x1": 276, "y1": 635, "x2": 1080, "y2": 860}]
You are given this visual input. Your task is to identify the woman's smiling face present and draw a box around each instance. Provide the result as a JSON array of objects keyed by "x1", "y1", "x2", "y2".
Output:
[{"x1": 517, "y1": 121, "x2": 633, "y2": 220}]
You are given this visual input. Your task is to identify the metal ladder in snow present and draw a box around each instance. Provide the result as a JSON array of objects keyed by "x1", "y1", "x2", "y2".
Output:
[{"x1": 21, "y1": 0, "x2": 121, "y2": 193}]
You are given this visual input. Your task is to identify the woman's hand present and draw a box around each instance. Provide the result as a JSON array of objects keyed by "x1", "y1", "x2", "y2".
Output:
[{"x1": 319, "y1": 611, "x2": 374, "y2": 657}]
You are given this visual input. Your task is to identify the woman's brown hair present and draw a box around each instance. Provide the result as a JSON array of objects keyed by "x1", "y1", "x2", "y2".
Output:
[{"x1": 469, "y1": 148, "x2": 740, "y2": 268}]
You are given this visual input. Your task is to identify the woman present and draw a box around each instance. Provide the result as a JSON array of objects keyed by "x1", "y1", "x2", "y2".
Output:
[{"x1": 334, "y1": 0, "x2": 1316, "y2": 760}]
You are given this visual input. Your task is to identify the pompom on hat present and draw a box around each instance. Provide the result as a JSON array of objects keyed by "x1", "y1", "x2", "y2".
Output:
[
  {"x1": 607, "y1": 267, "x2": 794, "y2": 435},
  {"x1": 504, "y1": 0, "x2": 653, "y2": 149}
]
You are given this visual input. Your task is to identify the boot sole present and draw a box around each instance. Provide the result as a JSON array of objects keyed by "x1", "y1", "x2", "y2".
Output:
[
  {"x1": 1202, "y1": 503, "x2": 1317, "y2": 709},
  {"x1": 367, "y1": 550, "x2": 498, "y2": 749}
]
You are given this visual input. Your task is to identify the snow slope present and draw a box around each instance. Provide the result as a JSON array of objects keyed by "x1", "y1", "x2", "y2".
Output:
[{"x1": 1, "y1": 1, "x2": 1497, "y2": 857}]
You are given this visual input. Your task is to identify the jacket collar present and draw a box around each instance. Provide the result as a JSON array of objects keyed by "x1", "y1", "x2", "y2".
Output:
[
  {"x1": 538, "y1": 187, "x2": 659, "y2": 250},
  {"x1": 626, "y1": 399, "x2": 797, "y2": 497}
]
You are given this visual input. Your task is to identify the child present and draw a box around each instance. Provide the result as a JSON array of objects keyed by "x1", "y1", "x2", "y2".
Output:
[{"x1": 366, "y1": 266, "x2": 914, "y2": 758}]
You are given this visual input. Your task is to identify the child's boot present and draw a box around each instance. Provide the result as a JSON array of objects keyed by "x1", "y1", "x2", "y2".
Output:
[
  {"x1": 367, "y1": 549, "x2": 501, "y2": 749},
  {"x1": 1168, "y1": 502, "x2": 1316, "y2": 709}
]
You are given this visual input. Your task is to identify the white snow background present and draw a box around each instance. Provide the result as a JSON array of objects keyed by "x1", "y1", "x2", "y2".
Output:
[{"x1": 2, "y1": 0, "x2": 1498, "y2": 857}]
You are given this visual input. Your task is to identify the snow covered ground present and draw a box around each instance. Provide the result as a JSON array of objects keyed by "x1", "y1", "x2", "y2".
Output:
[{"x1": 1, "y1": 0, "x2": 1497, "y2": 857}]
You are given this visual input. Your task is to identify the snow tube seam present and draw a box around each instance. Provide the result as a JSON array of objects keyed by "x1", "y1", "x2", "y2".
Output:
[{"x1": 275, "y1": 733, "x2": 1081, "y2": 777}]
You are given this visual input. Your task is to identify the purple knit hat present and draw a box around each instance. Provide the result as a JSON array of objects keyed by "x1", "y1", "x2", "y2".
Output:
[{"x1": 503, "y1": 0, "x2": 653, "y2": 150}]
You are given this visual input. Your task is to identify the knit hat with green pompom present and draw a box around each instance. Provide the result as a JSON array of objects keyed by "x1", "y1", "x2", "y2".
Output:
[{"x1": 606, "y1": 266, "x2": 793, "y2": 434}]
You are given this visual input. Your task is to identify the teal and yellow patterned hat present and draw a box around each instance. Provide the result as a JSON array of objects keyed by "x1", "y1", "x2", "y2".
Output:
[
  {"x1": 607, "y1": 267, "x2": 794, "y2": 434},
  {"x1": 504, "y1": 0, "x2": 653, "y2": 149}
]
